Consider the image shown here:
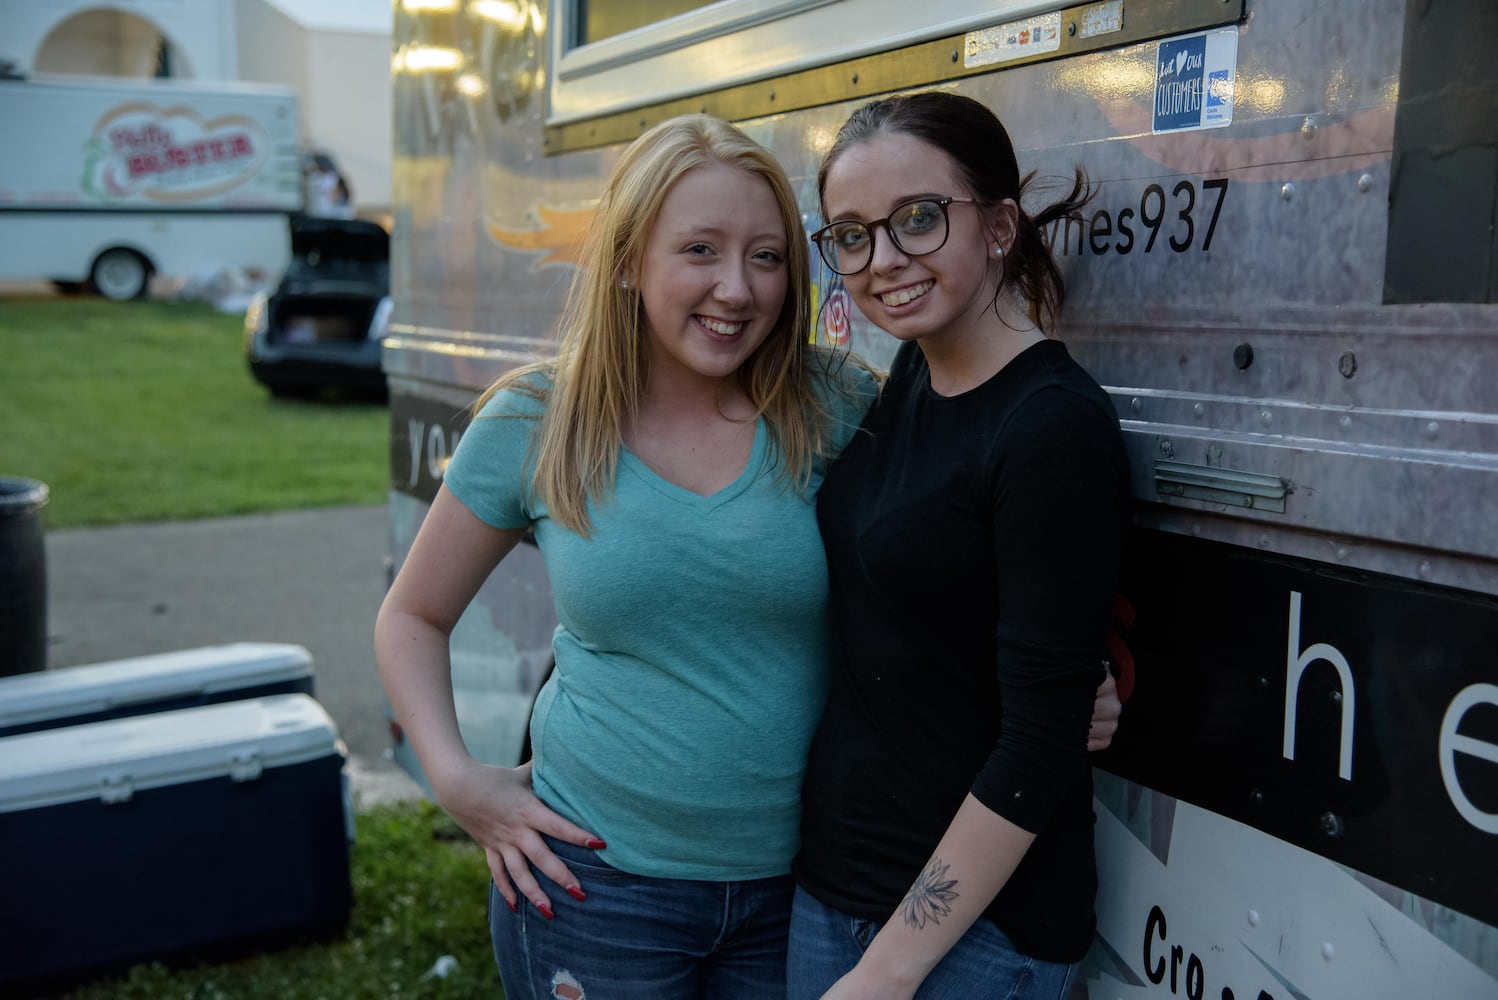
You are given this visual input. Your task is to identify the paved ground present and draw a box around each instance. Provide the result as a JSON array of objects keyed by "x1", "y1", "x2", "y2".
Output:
[{"x1": 42, "y1": 504, "x2": 424, "y2": 806}]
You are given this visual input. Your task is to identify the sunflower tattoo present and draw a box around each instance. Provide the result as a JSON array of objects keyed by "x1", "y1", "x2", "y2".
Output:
[{"x1": 899, "y1": 857, "x2": 960, "y2": 929}]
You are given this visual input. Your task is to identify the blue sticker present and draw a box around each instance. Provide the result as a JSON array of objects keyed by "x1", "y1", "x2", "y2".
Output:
[
  {"x1": 1154, "y1": 35, "x2": 1208, "y2": 132},
  {"x1": 1153, "y1": 29, "x2": 1237, "y2": 133},
  {"x1": 1207, "y1": 69, "x2": 1230, "y2": 108}
]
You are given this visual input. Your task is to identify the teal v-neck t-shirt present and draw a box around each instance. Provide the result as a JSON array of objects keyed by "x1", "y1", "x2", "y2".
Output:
[{"x1": 444, "y1": 364, "x2": 876, "y2": 880}]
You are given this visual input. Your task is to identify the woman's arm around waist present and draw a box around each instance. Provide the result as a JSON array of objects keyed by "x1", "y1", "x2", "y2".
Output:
[{"x1": 375, "y1": 484, "x2": 604, "y2": 918}]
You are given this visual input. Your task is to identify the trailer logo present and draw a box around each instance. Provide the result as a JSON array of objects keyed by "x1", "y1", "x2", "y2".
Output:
[
  {"x1": 82, "y1": 103, "x2": 268, "y2": 203},
  {"x1": 1153, "y1": 28, "x2": 1237, "y2": 134},
  {"x1": 390, "y1": 393, "x2": 470, "y2": 504},
  {"x1": 488, "y1": 204, "x2": 594, "y2": 267}
]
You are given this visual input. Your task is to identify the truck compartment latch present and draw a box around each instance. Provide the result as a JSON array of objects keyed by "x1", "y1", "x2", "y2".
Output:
[{"x1": 1154, "y1": 460, "x2": 1289, "y2": 513}]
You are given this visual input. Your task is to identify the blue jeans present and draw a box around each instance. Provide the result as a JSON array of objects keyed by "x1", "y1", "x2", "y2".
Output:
[
  {"x1": 489, "y1": 835, "x2": 794, "y2": 999},
  {"x1": 786, "y1": 885, "x2": 1077, "y2": 1000}
]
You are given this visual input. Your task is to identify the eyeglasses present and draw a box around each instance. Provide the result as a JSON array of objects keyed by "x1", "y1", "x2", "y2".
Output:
[{"x1": 810, "y1": 197, "x2": 979, "y2": 276}]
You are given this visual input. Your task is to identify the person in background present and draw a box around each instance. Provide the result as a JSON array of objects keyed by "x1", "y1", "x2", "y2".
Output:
[
  {"x1": 304, "y1": 153, "x2": 352, "y2": 218},
  {"x1": 330, "y1": 172, "x2": 355, "y2": 219},
  {"x1": 299, "y1": 153, "x2": 335, "y2": 215},
  {"x1": 789, "y1": 91, "x2": 1130, "y2": 1000}
]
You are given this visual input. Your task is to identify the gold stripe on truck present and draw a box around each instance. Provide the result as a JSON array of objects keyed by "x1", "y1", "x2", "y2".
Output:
[{"x1": 544, "y1": 0, "x2": 1245, "y2": 154}]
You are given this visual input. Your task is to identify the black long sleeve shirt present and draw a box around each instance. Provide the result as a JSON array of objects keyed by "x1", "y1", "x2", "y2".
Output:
[{"x1": 794, "y1": 338, "x2": 1129, "y2": 963}]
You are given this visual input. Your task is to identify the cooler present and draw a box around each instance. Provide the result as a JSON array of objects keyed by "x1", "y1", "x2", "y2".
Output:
[
  {"x1": 0, "y1": 693, "x2": 353, "y2": 995},
  {"x1": 0, "y1": 642, "x2": 315, "y2": 738}
]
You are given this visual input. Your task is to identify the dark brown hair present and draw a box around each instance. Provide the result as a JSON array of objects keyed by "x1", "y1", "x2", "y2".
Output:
[{"x1": 817, "y1": 91, "x2": 1091, "y2": 332}]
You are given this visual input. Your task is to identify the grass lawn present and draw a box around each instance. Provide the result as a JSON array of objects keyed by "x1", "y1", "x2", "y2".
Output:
[
  {"x1": 2, "y1": 294, "x2": 509, "y2": 994},
  {"x1": 0, "y1": 297, "x2": 388, "y2": 529},
  {"x1": 60, "y1": 801, "x2": 504, "y2": 1000},
  {"x1": 1, "y1": 297, "x2": 493, "y2": 995}
]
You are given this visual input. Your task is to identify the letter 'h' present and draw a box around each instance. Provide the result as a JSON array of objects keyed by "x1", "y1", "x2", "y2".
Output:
[{"x1": 1283, "y1": 591, "x2": 1355, "y2": 781}]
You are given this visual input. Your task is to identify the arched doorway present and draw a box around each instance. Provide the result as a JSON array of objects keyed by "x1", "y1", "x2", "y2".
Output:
[{"x1": 34, "y1": 7, "x2": 193, "y2": 79}]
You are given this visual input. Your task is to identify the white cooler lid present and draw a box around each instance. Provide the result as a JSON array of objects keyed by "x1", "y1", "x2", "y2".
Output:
[
  {"x1": 0, "y1": 694, "x2": 344, "y2": 813},
  {"x1": 0, "y1": 643, "x2": 314, "y2": 730}
]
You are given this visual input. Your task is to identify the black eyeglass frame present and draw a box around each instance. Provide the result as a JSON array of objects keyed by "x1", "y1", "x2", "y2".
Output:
[{"x1": 809, "y1": 197, "x2": 980, "y2": 276}]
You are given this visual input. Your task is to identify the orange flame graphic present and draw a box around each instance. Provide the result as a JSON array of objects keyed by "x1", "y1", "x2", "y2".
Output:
[{"x1": 487, "y1": 204, "x2": 595, "y2": 267}]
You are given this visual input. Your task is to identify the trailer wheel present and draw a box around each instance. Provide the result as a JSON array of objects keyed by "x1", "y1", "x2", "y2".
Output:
[{"x1": 89, "y1": 248, "x2": 152, "y2": 301}]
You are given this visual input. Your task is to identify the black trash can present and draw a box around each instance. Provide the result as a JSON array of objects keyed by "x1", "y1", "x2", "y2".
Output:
[{"x1": 0, "y1": 477, "x2": 49, "y2": 676}]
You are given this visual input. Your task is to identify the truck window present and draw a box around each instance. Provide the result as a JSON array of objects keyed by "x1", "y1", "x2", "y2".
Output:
[
  {"x1": 568, "y1": 0, "x2": 720, "y2": 46},
  {"x1": 1384, "y1": 0, "x2": 1498, "y2": 303}
]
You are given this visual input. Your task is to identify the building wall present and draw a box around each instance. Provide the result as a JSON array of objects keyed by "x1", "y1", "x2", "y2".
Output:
[
  {"x1": 33, "y1": 9, "x2": 166, "y2": 77},
  {"x1": 0, "y1": 0, "x2": 236, "y2": 79},
  {"x1": 235, "y1": 3, "x2": 391, "y2": 213},
  {"x1": 301, "y1": 28, "x2": 392, "y2": 215},
  {"x1": 232, "y1": 1, "x2": 308, "y2": 117}
]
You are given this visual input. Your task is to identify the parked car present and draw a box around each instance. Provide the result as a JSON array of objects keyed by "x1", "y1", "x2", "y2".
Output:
[{"x1": 244, "y1": 215, "x2": 391, "y2": 398}]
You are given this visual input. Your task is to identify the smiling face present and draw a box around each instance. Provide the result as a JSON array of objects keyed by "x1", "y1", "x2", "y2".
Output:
[
  {"x1": 634, "y1": 161, "x2": 790, "y2": 391},
  {"x1": 820, "y1": 132, "x2": 1010, "y2": 351}
]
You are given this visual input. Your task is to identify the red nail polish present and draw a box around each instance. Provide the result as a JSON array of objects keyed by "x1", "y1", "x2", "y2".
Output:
[
  {"x1": 567, "y1": 886, "x2": 587, "y2": 902},
  {"x1": 506, "y1": 898, "x2": 517, "y2": 913},
  {"x1": 538, "y1": 902, "x2": 555, "y2": 920},
  {"x1": 585, "y1": 838, "x2": 607, "y2": 849}
]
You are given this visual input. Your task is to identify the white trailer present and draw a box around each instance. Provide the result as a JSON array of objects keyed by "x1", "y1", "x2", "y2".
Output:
[{"x1": 0, "y1": 75, "x2": 302, "y2": 299}]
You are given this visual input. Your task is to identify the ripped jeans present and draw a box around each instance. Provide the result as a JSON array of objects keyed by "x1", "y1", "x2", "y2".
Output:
[{"x1": 488, "y1": 835, "x2": 794, "y2": 1000}]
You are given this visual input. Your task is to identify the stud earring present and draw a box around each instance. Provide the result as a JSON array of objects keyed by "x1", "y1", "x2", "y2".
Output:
[
  {"x1": 993, "y1": 244, "x2": 1004, "y2": 258},
  {"x1": 620, "y1": 278, "x2": 630, "y2": 289}
]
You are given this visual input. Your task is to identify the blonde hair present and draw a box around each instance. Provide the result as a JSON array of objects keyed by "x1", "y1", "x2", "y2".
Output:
[{"x1": 477, "y1": 114, "x2": 852, "y2": 536}]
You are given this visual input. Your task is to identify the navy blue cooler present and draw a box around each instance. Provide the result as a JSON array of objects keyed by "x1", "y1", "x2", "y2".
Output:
[
  {"x1": 0, "y1": 642, "x2": 314, "y2": 738},
  {"x1": 0, "y1": 693, "x2": 352, "y2": 995}
]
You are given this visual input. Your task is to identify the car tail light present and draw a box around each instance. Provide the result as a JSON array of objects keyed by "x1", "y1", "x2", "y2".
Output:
[{"x1": 368, "y1": 295, "x2": 394, "y2": 341}]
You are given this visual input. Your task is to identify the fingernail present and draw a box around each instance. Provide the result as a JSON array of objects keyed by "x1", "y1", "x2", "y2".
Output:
[
  {"x1": 538, "y1": 902, "x2": 555, "y2": 920},
  {"x1": 566, "y1": 886, "x2": 587, "y2": 902},
  {"x1": 506, "y1": 898, "x2": 517, "y2": 913},
  {"x1": 585, "y1": 838, "x2": 607, "y2": 849}
]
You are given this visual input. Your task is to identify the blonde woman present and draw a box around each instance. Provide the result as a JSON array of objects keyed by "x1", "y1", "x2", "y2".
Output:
[{"x1": 376, "y1": 115, "x2": 876, "y2": 998}]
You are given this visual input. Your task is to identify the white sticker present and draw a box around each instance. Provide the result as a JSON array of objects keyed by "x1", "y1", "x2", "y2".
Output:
[
  {"x1": 965, "y1": 12, "x2": 1063, "y2": 69},
  {"x1": 1152, "y1": 26, "x2": 1238, "y2": 134},
  {"x1": 1079, "y1": 0, "x2": 1124, "y2": 39}
]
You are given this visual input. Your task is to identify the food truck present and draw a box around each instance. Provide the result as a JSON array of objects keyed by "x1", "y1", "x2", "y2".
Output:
[
  {"x1": 384, "y1": 1, "x2": 1497, "y2": 995},
  {"x1": 0, "y1": 75, "x2": 301, "y2": 299}
]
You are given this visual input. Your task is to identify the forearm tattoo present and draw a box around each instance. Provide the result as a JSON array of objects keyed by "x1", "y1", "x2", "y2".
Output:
[{"x1": 899, "y1": 857, "x2": 960, "y2": 930}]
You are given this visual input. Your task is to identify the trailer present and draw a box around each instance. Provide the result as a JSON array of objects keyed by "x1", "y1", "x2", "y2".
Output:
[
  {"x1": 384, "y1": 1, "x2": 1497, "y2": 996},
  {"x1": 0, "y1": 75, "x2": 302, "y2": 299}
]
